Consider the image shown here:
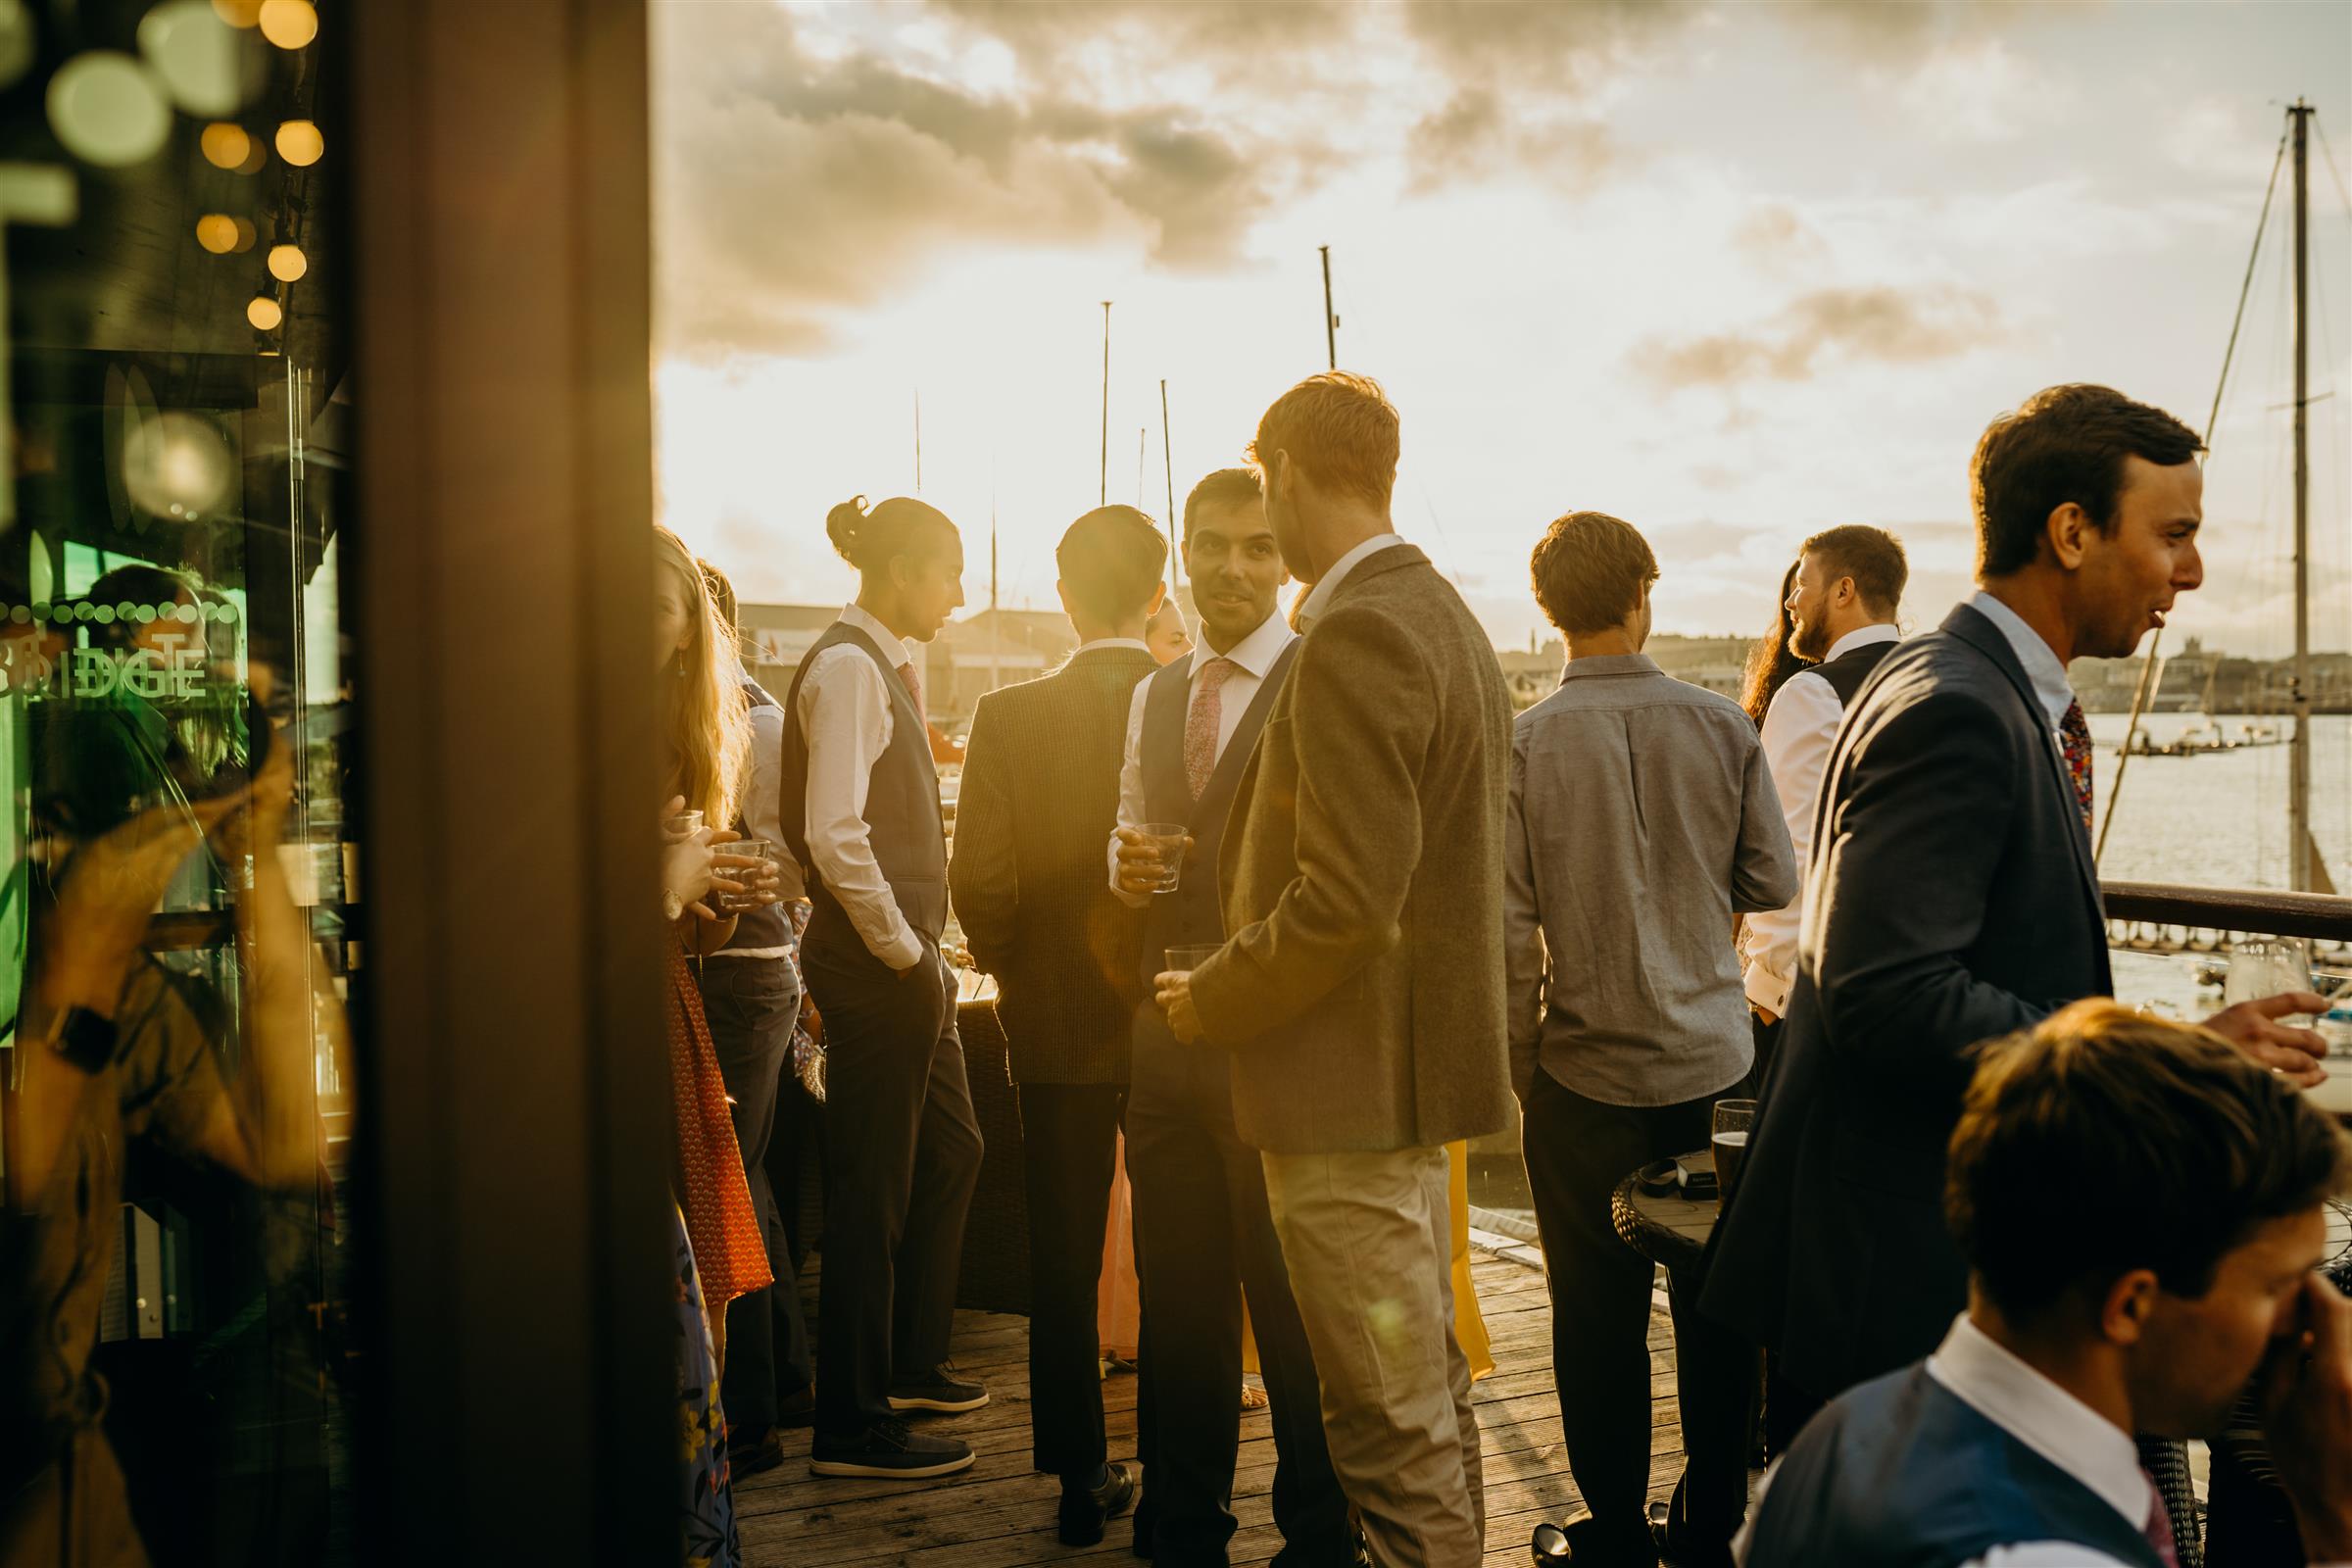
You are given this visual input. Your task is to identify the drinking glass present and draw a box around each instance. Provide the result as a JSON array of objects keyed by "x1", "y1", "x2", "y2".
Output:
[
  {"x1": 715, "y1": 839, "x2": 781, "y2": 912},
  {"x1": 2226, "y1": 938, "x2": 2315, "y2": 1009},
  {"x1": 662, "y1": 808, "x2": 705, "y2": 843},
  {"x1": 1136, "y1": 823, "x2": 1190, "y2": 893},
  {"x1": 1165, "y1": 944, "x2": 1223, "y2": 975},
  {"x1": 1712, "y1": 1099, "x2": 1757, "y2": 1206}
]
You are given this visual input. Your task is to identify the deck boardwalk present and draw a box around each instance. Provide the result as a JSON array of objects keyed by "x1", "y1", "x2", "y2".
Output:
[{"x1": 743, "y1": 1251, "x2": 1691, "y2": 1568}]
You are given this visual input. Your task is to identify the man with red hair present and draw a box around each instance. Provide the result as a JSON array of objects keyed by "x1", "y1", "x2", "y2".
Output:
[{"x1": 1156, "y1": 372, "x2": 1514, "y2": 1566}]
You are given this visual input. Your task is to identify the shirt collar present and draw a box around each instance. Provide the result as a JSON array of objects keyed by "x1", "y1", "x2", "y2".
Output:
[
  {"x1": 1192, "y1": 606, "x2": 1295, "y2": 680},
  {"x1": 1968, "y1": 590, "x2": 2076, "y2": 728},
  {"x1": 1558, "y1": 652, "x2": 1663, "y2": 683},
  {"x1": 1825, "y1": 622, "x2": 1901, "y2": 662},
  {"x1": 1925, "y1": 1314, "x2": 2149, "y2": 1533},
  {"x1": 1298, "y1": 533, "x2": 1406, "y2": 624},
  {"x1": 838, "y1": 603, "x2": 910, "y2": 662},
  {"x1": 1073, "y1": 637, "x2": 1151, "y2": 657}
]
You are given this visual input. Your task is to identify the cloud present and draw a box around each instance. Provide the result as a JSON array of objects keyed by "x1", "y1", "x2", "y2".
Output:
[
  {"x1": 1405, "y1": 87, "x2": 1621, "y2": 191},
  {"x1": 1900, "y1": 38, "x2": 2051, "y2": 145},
  {"x1": 652, "y1": 4, "x2": 1288, "y2": 357},
  {"x1": 1635, "y1": 285, "x2": 2004, "y2": 390}
]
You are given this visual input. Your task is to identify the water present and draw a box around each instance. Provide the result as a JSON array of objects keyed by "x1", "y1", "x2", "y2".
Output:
[{"x1": 2090, "y1": 712, "x2": 2352, "y2": 1015}]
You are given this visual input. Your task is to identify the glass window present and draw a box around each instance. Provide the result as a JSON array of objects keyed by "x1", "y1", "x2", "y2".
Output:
[{"x1": 0, "y1": 4, "x2": 355, "y2": 1563}]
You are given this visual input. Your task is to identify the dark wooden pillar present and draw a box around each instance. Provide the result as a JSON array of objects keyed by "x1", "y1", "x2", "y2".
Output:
[{"x1": 349, "y1": 2, "x2": 669, "y2": 1559}]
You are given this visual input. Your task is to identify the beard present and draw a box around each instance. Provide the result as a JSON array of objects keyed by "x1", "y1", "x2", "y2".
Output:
[{"x1": 1789, "y1": 619, "x2": 1829, "y2": 662}]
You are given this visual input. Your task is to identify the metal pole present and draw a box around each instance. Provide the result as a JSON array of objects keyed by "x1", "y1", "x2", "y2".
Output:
[
  {"x1": 1100, "y1": 301, "x2": 1111, "y2": 507},
  {"x1": 1319, "y1": 246, "x2": 1336, "y2": 369},
  {"x1": 2291, "y1": 101, "x2": 2313, "y2": 892},
  {"x1": 1159, "y1": 378, "x2": 1179, "y2": 589}
]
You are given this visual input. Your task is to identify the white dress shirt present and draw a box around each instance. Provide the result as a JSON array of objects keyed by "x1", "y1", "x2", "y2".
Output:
[
  {"x1": 1739, "y1": 623, "x2": 1899, "y2": 1015},
  {"x1": 708, "y1": 681, "x2": 805, "y2": 960},
  {"x1": 796, "y1": 603, "x2": 926, "y2": 971},
  {"x1": 1295, "y1": 532, "x2": 1404, "y2": 627},
  {"x1": 1106, "y1": 608, "x2": 1298, "y2": 906},
  {"x1": 1735, "y1": 1315, "x2": 2159, "y2": 1568},
  {"x1": 1969, "y1": 589, "x2": 2078, "y2": 737}
]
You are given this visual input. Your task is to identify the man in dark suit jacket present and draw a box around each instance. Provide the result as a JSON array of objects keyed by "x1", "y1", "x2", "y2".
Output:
[
  {"x1": 1704, "y1": 383, "x2": 2328, "y2": 1429},
  {"x1": 1158, "y1": 373, "x2": 1514, "y2": 1567},
  {"x1": 949, "y1": 505, "x2": 1165, "y2": 1545}
]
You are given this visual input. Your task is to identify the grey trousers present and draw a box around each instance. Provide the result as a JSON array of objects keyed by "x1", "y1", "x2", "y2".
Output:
[{"x1": 1260, "y1": 1145, "x2": 1484, "y2": 1568}]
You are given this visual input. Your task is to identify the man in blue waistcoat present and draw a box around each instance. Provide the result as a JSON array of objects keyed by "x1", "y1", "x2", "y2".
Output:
[{"x1": 1739, "y1": 1001, "x2": 2352, "y2": 1568}]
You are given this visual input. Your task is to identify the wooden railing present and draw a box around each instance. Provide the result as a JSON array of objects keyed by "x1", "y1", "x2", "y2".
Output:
[{"x1": 2104, "y1": 880, "x2": 2352, "y2": 963}]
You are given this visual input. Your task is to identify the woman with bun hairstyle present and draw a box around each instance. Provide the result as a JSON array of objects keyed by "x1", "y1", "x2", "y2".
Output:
[{"x1": 782, "y1": 495, "x2": 989, "y2": 1482}]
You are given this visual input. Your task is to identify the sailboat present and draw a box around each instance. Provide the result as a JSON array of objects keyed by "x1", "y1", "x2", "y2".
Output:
[{"x1": 2103, "y1": 99, "x2": 2339, "y2": 897}]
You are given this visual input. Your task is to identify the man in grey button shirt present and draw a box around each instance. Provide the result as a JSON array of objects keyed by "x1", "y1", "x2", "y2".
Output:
[{"x1": 1505, "y1": 511, "x2": 1796, "y2": 1568}]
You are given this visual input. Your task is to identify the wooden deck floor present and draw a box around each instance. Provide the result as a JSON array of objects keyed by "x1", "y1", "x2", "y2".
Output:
[{"x1": 740, "y1": 1250, "x2": 1690, "y2": 1568}]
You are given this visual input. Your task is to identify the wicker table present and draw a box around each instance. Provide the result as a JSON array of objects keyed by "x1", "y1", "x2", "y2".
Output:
[{"x1": 1609, "y1": 1151, "x2": 1722, "y2": 1273}]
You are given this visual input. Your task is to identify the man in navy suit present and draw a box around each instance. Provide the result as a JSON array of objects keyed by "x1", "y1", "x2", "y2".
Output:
[
  {"x1": 1705, "y1": 384, "x2": 2330, "y2": 1434},
  {"x1": 1740, "y1": 1002, "x2": 2352, "y2": 1568}
]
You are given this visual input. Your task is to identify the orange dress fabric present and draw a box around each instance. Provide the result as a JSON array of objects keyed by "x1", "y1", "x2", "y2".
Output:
[{"x1": 665, "y1": 941, "x2": 772, "y2": 1308}]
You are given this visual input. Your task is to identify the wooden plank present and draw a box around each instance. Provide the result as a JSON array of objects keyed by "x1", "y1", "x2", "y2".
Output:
[{"x1": 749, "y1": 1250, "x2": 1713, "y2": 1567}]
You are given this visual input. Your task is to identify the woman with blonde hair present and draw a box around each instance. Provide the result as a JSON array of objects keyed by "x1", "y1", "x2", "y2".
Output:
[{"x1": 653, "y1": 523, "x2": 771, "y2": 1564}]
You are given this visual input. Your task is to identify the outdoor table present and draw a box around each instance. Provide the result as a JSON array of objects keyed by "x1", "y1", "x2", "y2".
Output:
[{"x1": 1609, "y1": 1150, "x2": 1720, "y2": 1274}]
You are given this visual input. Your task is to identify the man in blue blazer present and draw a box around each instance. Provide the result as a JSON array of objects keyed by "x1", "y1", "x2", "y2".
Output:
[{"x1": 1705, "y1": 384, "x2": 2330, "y2": 1434}]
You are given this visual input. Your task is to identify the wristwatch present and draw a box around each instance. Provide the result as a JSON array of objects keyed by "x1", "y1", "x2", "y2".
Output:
[
  {"x1": 662, "y1": 886, "x2": 685, "y2": 923},
  {"x1": 54, "y1": 1007, "x2": 119, "y2": 1074}
]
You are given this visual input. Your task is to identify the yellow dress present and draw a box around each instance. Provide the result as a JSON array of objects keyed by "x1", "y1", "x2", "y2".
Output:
[{"x1": 1243, "y1": 1140, "x2": 1493, "y2": 1381}]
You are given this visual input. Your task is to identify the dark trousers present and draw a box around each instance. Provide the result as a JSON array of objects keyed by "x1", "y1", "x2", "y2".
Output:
[
  {"x1": 1016, "y1": 1081, "x2": 1128, "y2": 1485},
  {"x1": 695, "y1": 955, "x2": 808, "y2": 1436},
  {"x1": 1524, "y1": 1069, "x2": 1755, "y2": 1555},
  {"x1": 1750, "y1": 1010, "x2": 1786, "y2": 1093},
  {"x1": 805, "y1": 938, "x2": 984, "y2": 1438},
  {"x1": 1126, "y1": 1017, "x2": 1352, "y2": 1568}
]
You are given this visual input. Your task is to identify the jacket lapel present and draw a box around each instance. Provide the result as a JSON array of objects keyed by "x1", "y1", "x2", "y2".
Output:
[{"x1": 1941, "y1": 604, "x2": 2101, "y2": 915}]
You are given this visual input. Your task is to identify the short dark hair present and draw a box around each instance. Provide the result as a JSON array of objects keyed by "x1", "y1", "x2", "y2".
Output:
[
  {"x1": 1248, "y1": 371, "x2": 1399, "y2": 510},
  {"x1": 1971, "y1": 384, "x2": 2204, "y2": 578},
  {"x1": 1057, "y1": 506, "x2": 1167, "y2": 625},
  {"x1": 1947, "y1": 1000, "x2": 2352, "y2": 1320},
  {"x1": 1529, "y1": 512, "x2": 1659, "y2": 637},
  {"x1": 1801, "y1": 524, "x2": 1908, "y2": 617},
  {"x1": 1183, "y1": 467, "x2": 1261, "y2": 540}
]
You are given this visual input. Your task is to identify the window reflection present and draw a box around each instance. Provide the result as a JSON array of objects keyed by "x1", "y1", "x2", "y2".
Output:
[{"x1": 0, "y1": 3, "x2": 355, "y2": 1564}]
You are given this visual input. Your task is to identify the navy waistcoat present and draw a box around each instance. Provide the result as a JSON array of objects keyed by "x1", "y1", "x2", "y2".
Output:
[
  {"x1": 1743, "y1": 1365, "x2": 2165, "y2": 1568},
  {"x1": 1135, "y1": 639, "x2": 1298, "y2": 989}
]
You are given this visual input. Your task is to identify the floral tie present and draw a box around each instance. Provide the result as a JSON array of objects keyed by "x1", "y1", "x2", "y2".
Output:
[
  {"x1": 1184, "y1": 658, "x2": 1240, "y2": 800},
  {"x1": 897, "y1": 660, "x2": 925, "y2": 726},
  {"x1": 2141, "y1": 1478, "x2": 2181, "y2": 1568},
  {"x1": 2060, "y1": 698, "x2": 2093, "y2": 835}
]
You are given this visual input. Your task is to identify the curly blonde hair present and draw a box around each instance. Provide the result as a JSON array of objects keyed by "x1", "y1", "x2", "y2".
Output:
[{"x1": 656, "y1": 524, "x2": 750, "y2": 829}]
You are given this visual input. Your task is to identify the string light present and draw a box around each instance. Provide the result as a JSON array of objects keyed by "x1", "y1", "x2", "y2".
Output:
[
  {"x1": 273, "y1": 119, "x2": 321, "y2": 167},
  {"x1": 246, "y1": 295, "x2": 281, "y2": 330},
  {"x1": 255, "y1": 0, "x2": 316, "y2": 49},
  {"x1": 199, "y1": 122, "x2": 249, "y2": 169},
  {"x1": 266, "y1": 242, "x2": 305, "y2": 281}
]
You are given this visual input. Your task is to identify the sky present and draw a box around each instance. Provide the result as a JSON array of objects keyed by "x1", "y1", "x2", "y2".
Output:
[{"x1": 648, "y1": 0, "x2": 2352, "y2": 657}]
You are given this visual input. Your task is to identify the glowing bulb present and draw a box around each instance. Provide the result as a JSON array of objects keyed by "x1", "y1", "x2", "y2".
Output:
[
  {"x1": 199, "y1": 122, "x2": 249, "y2": 169},
  {"x1": 273, "y1": 118, "x2": 320, "y2": 166},
  {"x1": 211, "y1": 0, "x2": 261, "y2": 25},
  {"x1": 229, "y1": 217, "x2": 256, "y2": 252},
  {"x1": 195, "y1": 213, "x2": 237, "y2": 253},
  {"x1": 255, "y1": 0, "x2": 315, "y2": 49},
  {"x1": 266, "y1": 243, "x2": 305, "y2": 281},
  {"x1": 246, "y1": 295, "x2": 281, "y2": 330}
]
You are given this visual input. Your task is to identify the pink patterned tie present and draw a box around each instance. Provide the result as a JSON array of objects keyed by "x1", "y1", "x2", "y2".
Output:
[
  {"x1": 897, "y1": 660, "x2": 925, "y2": 726},
  {"x1": 1184, "y1": 658, "x2": 1240, "y2": 800},
  {"x1": 2141, "y1": 1480, "x2": 2181, "y2": 1568},
  {"x1": 2061, "y1": 698, "x2": 2093, "y2": 834}
]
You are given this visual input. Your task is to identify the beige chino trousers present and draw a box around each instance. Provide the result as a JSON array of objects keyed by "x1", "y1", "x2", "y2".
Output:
[{"x1": 1261, "y1": 1144, "x2": 1485, "y2": 1567}]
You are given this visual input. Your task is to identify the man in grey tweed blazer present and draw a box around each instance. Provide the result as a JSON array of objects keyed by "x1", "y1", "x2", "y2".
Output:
[
  {"x1": 1158, "y1": 373, "x2": 1514, "y2": 1567},
  {"x1": 949, "y1": 505, "x2": 1164, "y2": 1545}
]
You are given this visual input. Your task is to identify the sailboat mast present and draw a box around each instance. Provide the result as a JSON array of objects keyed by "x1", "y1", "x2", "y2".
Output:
[
  {"x1": 1319, "y1": 246, "x2": 1337, "y2": 369},
  {"x1": 2290, "y1": 100, "x2": 2313, "y2": 892},
  {"x1": 1101, "y1": 301, "x2": 1112, "y2": 508},
  {"x1": 1160, "y1": 378, "x2": 1179, "y2": 592}
]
